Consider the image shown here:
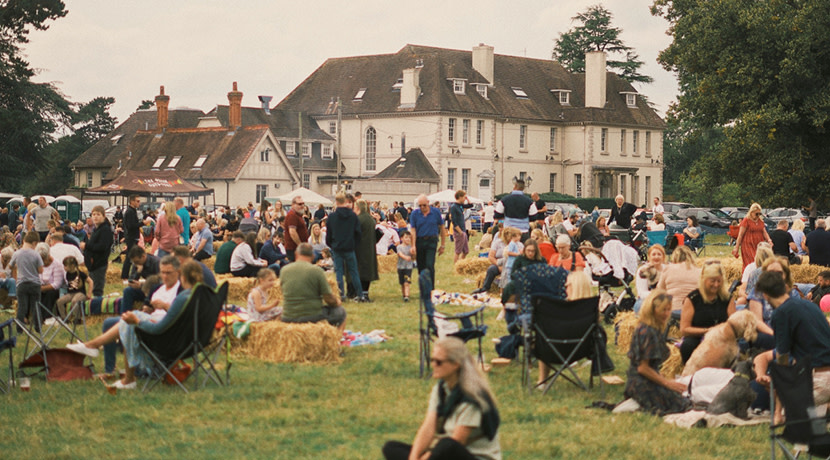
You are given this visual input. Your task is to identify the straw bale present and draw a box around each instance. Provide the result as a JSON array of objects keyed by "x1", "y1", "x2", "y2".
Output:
[
  {"x1": 792, "y1": 263, "x2": 828, "y2": 284},
  {"x1": 474, "y1": 272, "x2": 500, "y2": 294},
  {"x1": 224, "y1": 277, "x2": 256, "y2": 302},
  {"x1": 378, "y1": 254, "x2": 397, "y2": 274},
  {"x1": 695, "y1": 257, "x2": 742, "y2": 284},
  {"x1": 213, "y1": 241, "x2": 222, "y2": 252},
  {"x1": 202, "y1": 257, "x2": 215, "y2": 271},
  {"x1": 106, "y1": 263, "x2": 122, "y2": 284},
  {"x1": 234, "y1": 320, "x2": 342, "y2": 364},
  {"x1": 455, "y1": 257, "x2": 491, "y2": 276},
  {"x1": 660, "y1": 346, "x2": 683, "y2": 379},
  {"x1": 614, "y1": 312, "x2": 638, "y2": 354}
]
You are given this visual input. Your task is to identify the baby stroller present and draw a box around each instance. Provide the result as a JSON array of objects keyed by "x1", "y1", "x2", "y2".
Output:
[
  {"x1": 579, "y1": 239, "x2": 639, "y2": 324},
  {"x1": 607, "y1": 219, "x2": 649, "y2": 261}
]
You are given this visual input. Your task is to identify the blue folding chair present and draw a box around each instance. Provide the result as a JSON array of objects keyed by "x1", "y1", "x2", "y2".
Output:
[{"x1": 0, "y1": 319, "x2": 17, "y2": 393}]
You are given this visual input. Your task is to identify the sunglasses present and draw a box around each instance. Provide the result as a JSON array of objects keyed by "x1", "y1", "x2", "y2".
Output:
[{"x1": 294, "y1": 202, "x2": 305, "y2": 206}]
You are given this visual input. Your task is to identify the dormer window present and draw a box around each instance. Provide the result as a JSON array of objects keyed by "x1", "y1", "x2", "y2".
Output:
[
  {"x1": 193, "y1": 155, "x2": 208, "y2": 169},
  {"x1": 353, "y1": 88, "x2": 366, "y2": 101},
  {"x1": 621, "y1": 91, "x2": 638, "y2": 108},
  {"x1": 322, "y1": 144, "x2": 333, "y2": 159},
  {"x1": 111, "y1": 134, "x2": 123, "y2": 146},
  {"x1": 551, "y1": 89, "x2": 571, "y2": 106},
  {"x1": 286, "y1": 142, "x2": 296, "y2": 156},
  {"x1": 448, "y1": 79, "x2": 466, "y2": 95},
  {"x1": 512, "y1": 87, "x2": 528, "y2": 99},
  {"x1": 392, "y1": 78, "x2": 403, "y2": 91},
  {"x1": 152, "y1": 156, "x2": 166, "y2": 169},
  {"x1": 302, "y1": 142, "x2": 311, "y2": 158},
  {"x1": 166, "y1": 156, "x2": 181, "y2": 169},
  {"x1": 474, "y1": 84, "x2": 488, "y2": 99}
]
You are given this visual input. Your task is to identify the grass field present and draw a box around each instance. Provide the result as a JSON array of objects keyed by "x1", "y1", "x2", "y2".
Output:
[{"x1": 0, "y1": 234, "x2": 771, "y2": 459}]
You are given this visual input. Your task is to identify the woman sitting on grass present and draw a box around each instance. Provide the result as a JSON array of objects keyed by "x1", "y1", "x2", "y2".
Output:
[
  {"x1": 67, "y1": 260, "x2": 204, "y2": 390},
  {"x1": 624, "y1": 290, "x2": 691, "y2": 415},
  {"x1": 383, "y1": 337, "x2": 501, "y2": 460},
  {"x1": 246, "y1": 268, "x2": 281, "y2": 322}
]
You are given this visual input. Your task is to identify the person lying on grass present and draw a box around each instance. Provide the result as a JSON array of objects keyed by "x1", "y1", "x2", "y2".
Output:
[
  {"x1": 246, "y1": 268, "x2": 281, "y2": 322},
  {"x1": 382, "y1": 336, "x2": 502, "y2": 460},
  {"x1": 67, "y1": 259, "x2": 203, "y2": 390}
]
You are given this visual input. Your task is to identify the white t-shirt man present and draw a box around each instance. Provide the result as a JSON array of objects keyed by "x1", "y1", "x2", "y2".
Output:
[{"x1": 148, "y1": 280, "x2": 181, "y2": 322}]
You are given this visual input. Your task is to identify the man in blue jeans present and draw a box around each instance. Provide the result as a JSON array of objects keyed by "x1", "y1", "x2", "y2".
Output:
[
  {"x1": 325, "y1": 193, "x2": 364, "y2": 302},
  {"x1": 409, "y1": 194, "x2": 446, "y2": 288}
]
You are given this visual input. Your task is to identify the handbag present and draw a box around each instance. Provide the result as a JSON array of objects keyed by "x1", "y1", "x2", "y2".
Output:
[{"x1": 164, "y1": 360, "x2": 192, "y2": 385}]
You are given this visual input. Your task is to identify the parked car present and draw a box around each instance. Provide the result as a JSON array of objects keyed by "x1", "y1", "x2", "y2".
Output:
[
  {"x1": 727, "y1": 210, "x2": 776, "y2": 232},
  {"x1": 766, "y1": 207, "x2": 811, "y2": 230},
  {"x1": 720, "y1": 206, "x2": 748, "y2": 215},
  {"x1": 662, "y1": 202, "x2": 694, "y2": 215},
  {"x1": 675, "y1": 208, "x2": 732, "y2": 228},
  {"x1": 545, "y1": 202, "x2": 583, "y2": 217}
]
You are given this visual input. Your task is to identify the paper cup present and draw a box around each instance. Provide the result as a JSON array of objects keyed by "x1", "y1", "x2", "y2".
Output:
[{"x1": 19, "y1": 377, "x2": 30, "y2": 392}]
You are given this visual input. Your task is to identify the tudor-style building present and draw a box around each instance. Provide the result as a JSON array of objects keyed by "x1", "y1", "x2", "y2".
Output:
[{"x1": 276, "y1": 44, "x2": 665, "y2": 203}]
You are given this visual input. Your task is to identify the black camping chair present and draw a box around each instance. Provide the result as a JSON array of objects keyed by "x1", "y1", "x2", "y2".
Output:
[
  {"x1": 523, "y1": 295, "x2": 606, "y2": 397},
  {"x1": 769, "y1": 359, "x2": 830, "y2": 459},
  {"x1": 0, "y1": 319, "x2": 16, "y2": 393},
  {"x1": 135, "y1": 282, "x2": 230, "y2": 393},
  {"x1": 418, "y1": 269, "x2": 487, "y2": 378}
]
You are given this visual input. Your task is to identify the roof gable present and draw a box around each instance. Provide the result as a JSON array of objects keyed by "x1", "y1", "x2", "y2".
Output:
[{"x1": 372, "y1": 148, "x2": 439, "y2": 182}]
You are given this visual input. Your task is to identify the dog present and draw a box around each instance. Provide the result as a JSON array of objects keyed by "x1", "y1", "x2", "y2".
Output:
[
  {"x1": 706, "y1": 359, "x2": 756, "y2": 419},
  {"x1": 681, "y1": 310, "x2": 759, "y2": 376}
]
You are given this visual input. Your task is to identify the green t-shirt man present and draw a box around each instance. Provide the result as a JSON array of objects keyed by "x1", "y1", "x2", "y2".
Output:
[
  {"x1": 213, "y1": 240, "x2": 237, "y2": 274},
  {"x1": 280, "y1": 260, "x2": 334, "y2": 320}
]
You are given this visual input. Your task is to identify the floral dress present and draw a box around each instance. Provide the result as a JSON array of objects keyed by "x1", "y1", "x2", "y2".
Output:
[
  {"x1": 246, "y1": 286, "x2": 282, "y2": 322},
  {"x1": 624, "y1": 323, "x2": 691, "y2": 415},
  {"x1": 739, "y1": 217, "x2": 767, "y2": 269}
]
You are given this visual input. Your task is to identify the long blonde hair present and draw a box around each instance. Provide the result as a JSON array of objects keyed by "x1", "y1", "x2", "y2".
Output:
[
  {"x1": 435, "y1": 337, "x2": 497, "y2": 411},
  {"x1": 671, "y1": 245, "x2": 696, "y2": 268},
  {"x1": 163, "y1": 201, "x2": 178, "y2": 226},
  {"x1": 698, "y1": 261, "x2": 729, "y2": 302},
  {"x1": 754, "y1": 242, "x2": 774, "y2": 267},
  {"x1": 309, "y1": 223, "x2": 323, "y2": 244},
  {"x1": 566, "y1": 271, "x2": 593, "y2": 300},
  {"x1": 640, "y1": 289, "x2": 672, "y2": 330}
]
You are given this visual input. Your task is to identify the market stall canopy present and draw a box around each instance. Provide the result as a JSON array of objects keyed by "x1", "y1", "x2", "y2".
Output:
[
  {"x1": 83, "y1": 170, "x2": 213, "y2": 198},
  {"x1": 30, "y1": 195, "x2": 56, "y2": 202},
  {"x1": 271, "y1": 187, "x2": 332, "y2": 206},
  {"x1": 427, "y1": 189, "x2": 484, "y2": 204}
]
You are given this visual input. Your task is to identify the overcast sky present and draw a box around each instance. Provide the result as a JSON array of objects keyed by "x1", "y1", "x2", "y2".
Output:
[{"x1": 24, "y1": 0, "x2": 677, "y2": 125}]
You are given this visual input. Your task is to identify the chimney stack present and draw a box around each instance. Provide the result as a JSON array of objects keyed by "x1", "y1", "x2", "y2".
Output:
[
  {"x1": 400, "y1": 68, "x2": 421, "y2": 108},
  {"x1": 155, "y1": 85, "x2": 170, "y2": 131},
  {"x1": 472, "y1": 44, "x2": 494, "y2": 84},
  {"x1": 585, "y1": 51, "x2": 607, "y2": 108},
  {"x1": 228, "y1": 82, "x2": 243, "y2": 130},
  {"x1": 258, "y1": 95, "x2": 272, "y2": 115}
]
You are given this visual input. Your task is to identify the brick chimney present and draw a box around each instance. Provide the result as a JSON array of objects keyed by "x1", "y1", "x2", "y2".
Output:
[
  {"x1": 400, "y1": 68, "x2": 421, "y2": 108},
  {"x1": 228, "y1": 82, "x2": 243, "y2": 130},
  {"x1": 155, "y1": 85, "x2": 170, "y2": 131},
  {"x1": 585, "y1": 51, "x2": 607, "y2": 108},
  {"x1": 472, "y1": 44, "x2": 494, "y2": 84}
]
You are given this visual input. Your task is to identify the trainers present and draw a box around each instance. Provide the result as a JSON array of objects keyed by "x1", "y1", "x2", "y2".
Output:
[
  {"x1": 43, "y1": 318, "x2": 58, "y2": 327},
  {"x1": 108, "y1": 380, "x2": 137, "y2": 390},
  {"x1": 66, "y1": 341, "x2": 99, "y2": 358},
  {"x1": 403, "y1": 297, "x2": 410, "y2": 302}
]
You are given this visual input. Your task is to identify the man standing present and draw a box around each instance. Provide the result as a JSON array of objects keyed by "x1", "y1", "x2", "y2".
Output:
[
  {"x1": 409, "y1": 194, "x2": 446, "y2": 288},
  {"x1": 481, "y1": 201, "x2": 495, "y2": 235},
  {"x1": 808, "y1": 197, "x2": 818, "y2": 231},
  {"x1": 121, "y1": 194, "x2": 141, "y2": 280},
  {"x1": 325, "y1": 193, "x2": 362, "y2": 301},
  {"x1": 450, "y1": 190, "x2": 474, "y2": 262},
  {"x1": 754, "y1": 271, "x2": 830, "y2": 414},
  {"x1": 609, "y1": 194, "x2": 636, "y2": 229},
  {"x1": 27, "y1": 197, "x2": 59, "y2": 241},
  {"x1": 807, "y1": 219, "x2": 830, "y2": 268},
  {"x1": 175, "y1": 197, "x2": 191, "y2": 244},
  {"x1": 770, "y1": 220, "x2": 799, "y2": 264},
  {"x1": 283, "y1": 196, "x2": 309, "y2": 262},
  {"x1": 494, "y1": 179, "x2": 536, "y2": 240},
  {"x1": 8, "y1": 204, "x2": 19, "y2": 234},
  {"x1": 280, "y1": 243, "x2": 346, "y2": 331},
  {"x1": 652, "y1": 197, "x2": 665, "y2": 215},
  {"x1": 189, "y1": 218, "x2": 214, "y2": 261},
  {"x1": 531, "y1": 192, "x2": 547, "y2": 223},
  {"x1": 395, "y1": 201, "x2": 409, "y2": 222}
]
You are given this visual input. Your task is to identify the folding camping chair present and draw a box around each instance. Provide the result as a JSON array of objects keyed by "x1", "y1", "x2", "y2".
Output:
[
  {"x1": 0, "y1": 319, "x2": 16, "y2": 393},
  {"x1": 15, "y1": 300, "x2": 87, "y2": 377},
  {"x1": 418, "y1": 269, "x2": 487, "y2": 378},
  {"x1": 522, "y1": 295, "x2": 605, "y2": 397},
  {"x1": 135, "y1": 282, "x2": 230, "y2": 393},
  {"x1": 769, "y1": 360, "x2": 830, "y2": 459}
]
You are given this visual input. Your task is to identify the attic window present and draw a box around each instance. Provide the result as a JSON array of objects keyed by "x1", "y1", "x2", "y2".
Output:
[
  {"x1": 450, "y1": 79, "x2": 466, "y2": 95},
  {"x1": 322, "y1": 144, "x2": 333, "y2": 159},
  {"x1": 551, "y1": 89, "x2": 571, "y2": 105},
  {"x1": 392, "y1": 79, "x2": 403, "y2": 91},
  {"x1": 166, "y1": 156, "x2": 181, "y2": 169},
  {"x1": 193, "y1": 155, "x2": 208, "y2": 169},
  {"x1": 474, "y1": 84, "x2": 488, "y2": 99},
  {"x1": 620, "y1": 92, "x2": 638, "y2": 108},
  {"x1": 152, "y1": 156, "x2": 166, "y2": 169},
  {"x1": 111, "y1": 134, "x2": 123, "y2": 145},
  {"x1": 353, "y1": 88, "x2": 366, "y2": 101},
  {"x1": 512, "y1": 87, "x2": 528, "y2": 99}
]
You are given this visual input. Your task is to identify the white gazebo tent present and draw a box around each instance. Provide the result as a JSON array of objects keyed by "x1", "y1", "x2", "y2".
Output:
[
  {"x1": 272, "y1": 187, "x2": 332, "y2": 206},
  {"x1": 426, "y1": 189, "x2": 484, "y2": 204}
]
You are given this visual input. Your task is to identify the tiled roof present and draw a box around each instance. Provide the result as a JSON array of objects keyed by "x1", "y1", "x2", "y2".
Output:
[
  {"x1": 372, "y1": 148, "x2": 440, "y2": 182},
  {"x1": 69, "y1": 108, "x2": 205, "y2": 172},
  {"x1": 105, "y1": 126, "x2": 275, "y2": 181},
  {"x1": 208, "y1": 106, "x2": 334, "y2": 141},
  {"x1": 276, "y1": 44, "x2": 664, "y2": 128}
]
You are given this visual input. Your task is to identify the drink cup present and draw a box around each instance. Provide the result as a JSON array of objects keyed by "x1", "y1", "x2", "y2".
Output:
[{"x1": 19, "y1": 377, "x2": 30, "y2": 392}]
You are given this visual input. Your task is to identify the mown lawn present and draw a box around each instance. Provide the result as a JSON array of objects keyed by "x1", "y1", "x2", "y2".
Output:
[{"x1": 0, "y1": 234, "x2": 768, "y2": 459}]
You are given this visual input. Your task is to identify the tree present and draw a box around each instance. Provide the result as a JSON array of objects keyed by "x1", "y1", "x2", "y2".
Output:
[
  {"x1": 0, "y1": 0, "x2": 70, "y2": 193},
  {"x1": 553, "y1": 5, "x2": 653, "y2": 84},
  {"x1": 136, "y1": 99, "x2": 154, "y2": 111},
  {"x1": 652, "y1": 0, "x2": 830, "y2": 207}
]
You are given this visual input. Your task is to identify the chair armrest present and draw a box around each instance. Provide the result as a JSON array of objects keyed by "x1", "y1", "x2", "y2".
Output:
[{"x1": 436, "y1": 304, "x2": 486, "y2": 320}]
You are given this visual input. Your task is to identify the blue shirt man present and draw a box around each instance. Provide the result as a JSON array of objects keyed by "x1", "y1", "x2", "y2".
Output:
[
  {"x1": 494, "y1": 179, "x2": 536, "y2": 236},
  {"x1": 175, "y1": 197, "x2": 191, "y2": 243},
  {"x1": 409, "y1": 194, "x2": 447, "y2": 288}
]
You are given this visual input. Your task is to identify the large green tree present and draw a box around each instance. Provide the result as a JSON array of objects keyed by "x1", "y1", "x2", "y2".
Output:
[
  {"x1": 553, "y1": 4, "x2": 653, "y2": 84},
  {"x1": 652, "y1": 0, "x2": 830, "y2": 207},
  {"x1": 0, "y1": 0, "x2": 71, "y2": 193}
]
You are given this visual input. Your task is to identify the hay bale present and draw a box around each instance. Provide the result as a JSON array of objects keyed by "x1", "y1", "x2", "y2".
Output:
[
  {"x1": 377, "y1": 254, "x2": 397, "y2": 274},
  {"x1": 695, "y1": 257, "x2": 742, "y2": 284},
  {"x1": 213, "y1": 241, "x2": 222, "y2": 252},
  {"x1": 792, "y1": 263, "x2": 827, "y2": 284},
  {"x1": 234, "y1": 320, "x2": 342, "y2": 364},
  {"x1": 455, "y1": 257, "x2": 491, "y2": 276},
  {"x1": 474, "y1": 272, "x2": 500, "y2": 294},
  {"x1": 614, "y1": 311, "x2": 638, "y2": 354},
  {"x1": 224, "y1": 277, "x2": 256, "y2": 302},
  {"x1": 660, "y1": 345, "x2": 683, "y2": 379},
  {"x1": 106, "y1": 263, "x2": 122, "y2": 284},
  {"x1": 202, "y1": 257, "x2": 215, "y2": 271}
]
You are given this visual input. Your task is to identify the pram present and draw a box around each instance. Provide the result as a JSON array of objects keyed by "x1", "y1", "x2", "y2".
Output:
[
  {"x1": 579, "y1": 239, "x2": 639, "y2": 324},
  {"x1": 607, "y1": 223, "x2": 649, "y2": 261}
]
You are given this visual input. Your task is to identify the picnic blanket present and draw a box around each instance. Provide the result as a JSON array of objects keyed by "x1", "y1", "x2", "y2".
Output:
[
  {"x1": 663, "y1": 410, "x2": 768, "y2": 428},
  {"x1": 341, "y1": 329, "x2": 391, "y2": 347},
  {"x1": 431, "y1": 290, "x2": 502, "y2": 309}
]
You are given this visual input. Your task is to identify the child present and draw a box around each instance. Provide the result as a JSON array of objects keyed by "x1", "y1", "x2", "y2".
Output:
[
  {"x1": 55, "y1": 256, "x2": 93, "y2": 320},
  {"x1": 397, "y1": 231, "x2": 414, "y2": 302},
  {"x1": 498, "y1": 227, "x2": 523, "y2": 289},
  {"x1": 317, "y1": 247, "x2": 334, "y2": 271},
  {"x1": 9, "y1": 231, "x2": 44, "y2": 329},
  {"x1": 246, "y1": 268, "x2": 282, "y2": 322}
]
